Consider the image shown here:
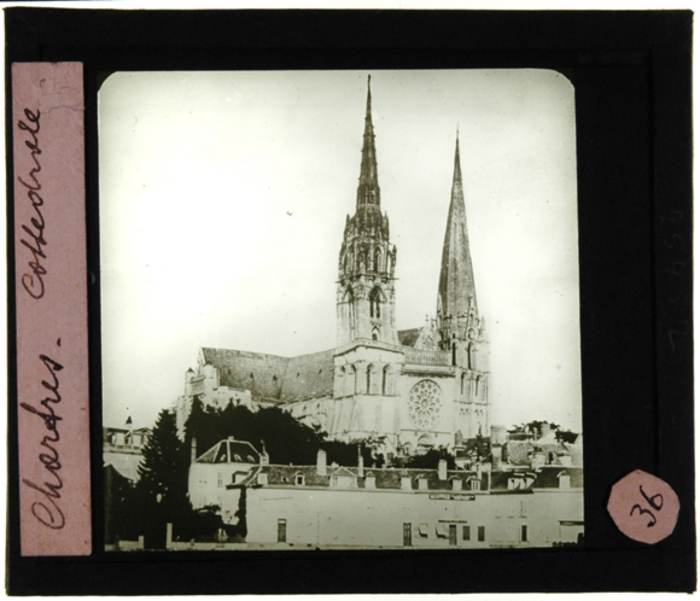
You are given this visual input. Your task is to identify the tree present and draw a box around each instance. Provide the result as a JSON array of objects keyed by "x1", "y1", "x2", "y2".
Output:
[
  {"x1": 138, "y1": 409, "x2": 188, "y2": 499},
  {"x1": 323, "y1": 440, "x2": 373, "y2": 468},
  {"x1": 404, "y1": 448, "x2": 456, "y2": 470},
  {"x1": 135, "y1": 409, "x2": 193, "y2": 547},
  {"x1": 183, "y1": 395, "x2": 212, "y2": 461},
  {"x1": 234, "y1": 487, "x2": 247, "y2": 539}
]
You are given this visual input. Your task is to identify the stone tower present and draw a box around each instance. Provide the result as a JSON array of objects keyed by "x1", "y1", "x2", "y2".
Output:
[
  {"x1": 437, "y1": 133, "x2": 489, "y2": 403},
  {"x1": 337, "y1": 76, "x2": 398, "y2": 346}
]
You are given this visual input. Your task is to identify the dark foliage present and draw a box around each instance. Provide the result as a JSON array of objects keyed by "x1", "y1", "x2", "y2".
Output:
[
  {"x1": 109, "y1": 409, "x2": 224, "y2": 548},
  {"x1": 234, "y1": 487, "x2": 247, "y2": 539},
  {"x1": 403, "y1": 448, "x2": 456, "y2": 470},
  {"x1": 555, "y1": 430, "x2": 578, "y2": 444},
  {"x1": 186, "y1": 402, "x2": 370, "y2": 467},
  {"x1": 322, "y1": 440, "x2": 374, "y2": 468}
]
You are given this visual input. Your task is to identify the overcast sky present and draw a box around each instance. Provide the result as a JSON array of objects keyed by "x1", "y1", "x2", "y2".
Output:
[{"x1": 99, "y1": 69, "x2": 581, "y2": 433}]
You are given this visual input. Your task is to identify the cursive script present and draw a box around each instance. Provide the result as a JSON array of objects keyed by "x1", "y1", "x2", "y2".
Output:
[
  {"x1": 21, "y1": 352, "x2": 65, "y2": 529},
  {"x1": 17, "y1": 108, "x2": 47, "y2": 299}
]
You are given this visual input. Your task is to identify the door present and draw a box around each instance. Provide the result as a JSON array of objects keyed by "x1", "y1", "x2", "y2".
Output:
[
  {"x1": 449, "y1": 524, "x2": 457, "y2": 546},
  {"x1": 277, "y1": 519, "x2": 287, "y2": 543},
  {"x1": 403, "y1": 522, "x2": 412, "y2": 547}
]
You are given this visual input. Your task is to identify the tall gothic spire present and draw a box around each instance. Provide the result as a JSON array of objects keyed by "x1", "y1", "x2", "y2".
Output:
[
  {"x1": 356, "y1": 75, "x2": 380, "y2": 208},
  {"x1": 438, "y1": 131, "x2": 478, "y2": 328}
]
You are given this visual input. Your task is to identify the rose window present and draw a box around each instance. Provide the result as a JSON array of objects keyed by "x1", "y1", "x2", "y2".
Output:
[{"x1": 408, "y1": 380, "x2": 442, "y2": 429}]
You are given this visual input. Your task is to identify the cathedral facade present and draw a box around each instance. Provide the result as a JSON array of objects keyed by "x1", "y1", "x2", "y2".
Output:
[{"x1": 175, "y1": 77, "x2": 490, "y2": 457}]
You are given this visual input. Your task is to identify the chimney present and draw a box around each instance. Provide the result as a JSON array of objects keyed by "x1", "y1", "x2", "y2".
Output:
[
  {"x1": 357, "y1": 445, "x2": 364, "y2": 478},
  {"x1": 531, "y1": 452, "x2": 546, "y2": 469},
  {"x1": 540, "y1": 422, "x2": 551, "y2": 439},
  {"x1": 317, "y1": 449, "x2": 327, "y2": 476},
  {"x1": 438, "y1": 459, "x2": 448, "y2": 481},
  {"x1": 190, "y1": 437, "x2": 197, "y2": 464},
  {"x1": 490, "y1": 425, "x2": 507, "y2": 446},
  {"x1": 492, "y1": 445, "x2": 503, "y2": 471},
  {"x1": 260, "y1": 440, "x2": 270, "y2": 466},
  {"x1": 559, "y1": 454, "x2": 572, "y2": 467}
]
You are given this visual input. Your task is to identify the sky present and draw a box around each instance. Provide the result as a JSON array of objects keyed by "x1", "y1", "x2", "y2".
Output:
[{"x1": 99, "y1": 69, "x2": 581, "y2": 432}]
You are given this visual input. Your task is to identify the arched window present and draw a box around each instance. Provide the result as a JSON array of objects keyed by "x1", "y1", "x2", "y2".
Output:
[
  {"x1": 366, "y1": 364, "x2": 373, "y2": 394},
  {"x1": 373, "y1": 247, "x2": 381, "y2": 272},
  {"x1": 345, "y1": 286, "x2": 356, "y2": 335},
  {"x1": 461, "y1": 372, "x2": 467, "y2": 395},
  {"x1": 369, "y1": 287, "x2": 382, "y2": 318},
  {"x1": 335, "y1": 366, "x2": 345, "y2": 398},
  {"x1": 360, "y1": 246, "x2": 369, "y2": 271},
  {"x1": 382, "y1": 365, "x2": 391, "y2": 395},
  {"x1": 345, "y1": 365, "x2": 356, "y2": 397},
  {"x1": 475, "y1": 376, "x2": 481, "y2": 397}
]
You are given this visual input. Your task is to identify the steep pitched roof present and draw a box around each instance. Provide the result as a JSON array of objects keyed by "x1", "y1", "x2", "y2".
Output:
[
  {"x1": 201, "y1": 347, "x2": 288, "y2": 400},
  {"x1": 279, "y1": 349, "x2": 335, "y2": 402},
  {"x1": 200, "y1": 346, "x2": 334, "y2": 404},
  {"x1": 195, "y1": 438, "x2": 260, "y2": 464}
]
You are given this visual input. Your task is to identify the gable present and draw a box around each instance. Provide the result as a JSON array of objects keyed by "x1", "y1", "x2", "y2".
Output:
[{"x1": 398, "y1": 328, "x2": 422, "y2": 347}]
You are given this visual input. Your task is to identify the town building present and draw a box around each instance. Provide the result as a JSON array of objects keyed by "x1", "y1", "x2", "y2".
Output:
[
  {"x1": 174, "y1": 76, "x2": 490, "y2": 457},
  {"x1": 188, "y1": 439, "x2": 583, "y2": 549},
  {"x1": 103, "y1": 418, "x2": 150, "y2": 481}
]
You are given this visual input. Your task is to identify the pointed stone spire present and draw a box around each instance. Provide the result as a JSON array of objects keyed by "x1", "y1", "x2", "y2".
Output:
[
  {"x1": 438, "y1": 131, "x2": 478, "y2": 335},
  {"x1": 357, "y1": 75, "x2": 380, "y2": 208}
]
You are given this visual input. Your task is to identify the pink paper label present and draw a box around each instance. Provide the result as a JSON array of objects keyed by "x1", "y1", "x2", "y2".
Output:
[
  {"x1": 12, "y1": 62, "x2": 91, "y2": 556},
  {"x1": 607, "y1": 469, "x2": 680, "y2": 545}
]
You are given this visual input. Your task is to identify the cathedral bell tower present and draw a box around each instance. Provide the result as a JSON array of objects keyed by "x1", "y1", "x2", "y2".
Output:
[
  {"x1": 337, "y1": 76, "x2": 398, "y2": 346},
  {"x1": 437, "y1": 132, "x2": 489, "y2": 375}
]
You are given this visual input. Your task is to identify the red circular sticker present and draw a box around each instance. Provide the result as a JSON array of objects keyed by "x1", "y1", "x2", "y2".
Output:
[{"x1": 607, "y1": 469, "x2": 680, "y2": 544}]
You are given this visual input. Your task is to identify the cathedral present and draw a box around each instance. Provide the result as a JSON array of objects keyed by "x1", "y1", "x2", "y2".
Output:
[{"x1": 175, "y1": 76, "x2": 490, "y2": 457}]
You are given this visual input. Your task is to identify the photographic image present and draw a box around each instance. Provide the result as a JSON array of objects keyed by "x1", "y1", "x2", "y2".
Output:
[{"x1": 100, "y1": 69, "x2": 583, "y2": 550}]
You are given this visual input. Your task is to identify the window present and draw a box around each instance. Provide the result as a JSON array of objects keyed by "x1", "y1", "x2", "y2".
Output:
[
  {"x1": 295, "y1": 475, "x2": 305, "y2": 486},
  {"x1": 521, "y1": 525, "x2": 528, "y2": 542},
  {"x1": 471, "y1": 479, "x2": 481, "y2": 491},
  {"x1": 234, "y1": 454, "x2": 243, "y2": 462},
  {"x1": 462, "y1": 525, "x2": 471, "y2": 541},
  {"x1": 373, "y1": 247, "x2": 381, "y2": 272},
  {"x1": 277, "y1": 519, "x2": 287, "y2": 543},
  {"x1": 478, "y1": 526, "x2": 486, "y2": 542},
  {"x1": 449, "y1": 524, "x2": 457, "y2": 546},
  {"x1": 369, "y1": 287, "x2": 382, "y2": 318},
  {"x1": 217, "y1": 472, "x2": 223, "y2": 488}
]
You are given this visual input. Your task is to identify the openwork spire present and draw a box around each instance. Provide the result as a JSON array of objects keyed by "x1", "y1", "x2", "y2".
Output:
[
  {"x1": 438, "y1": 131, "x2": 478, "y2": 327},
  {"x1": 356, "y1": 74, "x2": 380, "y2": 208}
]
